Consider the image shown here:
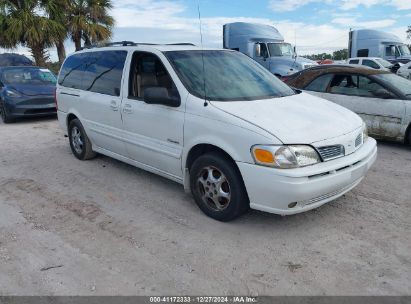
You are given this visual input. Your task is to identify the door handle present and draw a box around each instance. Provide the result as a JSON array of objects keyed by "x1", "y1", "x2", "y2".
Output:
[
  {"x1": 110, "y1": 100, "x2": 118, "y2": 111},
  {"x1": 123, "y1": 103, "x2": 133, "y2": 114}
]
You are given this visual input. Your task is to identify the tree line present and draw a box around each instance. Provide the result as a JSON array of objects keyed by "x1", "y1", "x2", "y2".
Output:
[
  {"x1": 0, "y1": 0, "x2": 113, "y2": 67},
  {"x1": 304, "y1": 49, "x2": 348, "y2": 61}
]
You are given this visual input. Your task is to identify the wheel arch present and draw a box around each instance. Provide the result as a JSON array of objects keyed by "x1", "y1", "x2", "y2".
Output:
[
  {"x1": 66, "y1": 113, "x2": 78, "y2": 127},
  {"x1": 183, "y1": 143, "x2": 245, "y2": 193}
]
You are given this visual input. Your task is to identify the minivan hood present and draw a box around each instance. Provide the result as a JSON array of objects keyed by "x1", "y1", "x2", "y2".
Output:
[
  {"x1": 210, "y1": 92, "x2": 363, "y2": 144},
  {"x1": 9, "y1": 84, "x2": 55, "y2": 96}
]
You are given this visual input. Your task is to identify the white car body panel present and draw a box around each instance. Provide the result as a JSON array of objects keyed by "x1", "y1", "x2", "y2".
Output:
[
  {"x1": 57, "y1": 45, "x2": 377, "y2": 216},
  {"x1": 306, "y1": 91, "x2": 408, "y2": 142}
]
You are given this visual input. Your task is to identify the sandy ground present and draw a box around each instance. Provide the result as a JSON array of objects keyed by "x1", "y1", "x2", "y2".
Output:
[{"x1": 0, "y1": 117, "x2": 410, "y2": 296}]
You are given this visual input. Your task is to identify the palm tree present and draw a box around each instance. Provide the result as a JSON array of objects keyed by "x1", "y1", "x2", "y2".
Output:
[
  {"x1": 0, "y1": 0, "x2": 66, "y2": 66},
  {"x1": 68, "y1": 0, "x2": 114, "y2": 52}
]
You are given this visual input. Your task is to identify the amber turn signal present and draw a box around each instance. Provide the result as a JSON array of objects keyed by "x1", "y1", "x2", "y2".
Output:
[{"x1": 253, "y1": 149, "x2": 275, "y2": 164}]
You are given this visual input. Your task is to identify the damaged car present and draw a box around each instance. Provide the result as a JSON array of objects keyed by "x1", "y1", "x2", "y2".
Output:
[{"x1": 285, "y1": 65, "x2": 411, "y2": 144}]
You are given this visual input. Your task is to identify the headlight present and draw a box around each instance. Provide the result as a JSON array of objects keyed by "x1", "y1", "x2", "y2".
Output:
[
  {"x1": 251, "y1": 145, "x2": 321, "y2": 169},
  {"x1": 362, "y1": 123, "x2": 368, "y2": 142},
  {"x1": 5, "y1": 89, "x2": 22, "y2": 98}
]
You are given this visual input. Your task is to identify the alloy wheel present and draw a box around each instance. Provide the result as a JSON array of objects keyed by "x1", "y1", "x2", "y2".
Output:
[
  {"x1": 197, "y1": 166, "x2": 231, "y2": 211},
  {"x1": 71, "y1": 126, "x2": 84, "y2": 154}
]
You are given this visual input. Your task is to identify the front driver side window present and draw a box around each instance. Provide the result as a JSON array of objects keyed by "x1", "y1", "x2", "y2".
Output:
[
  {"x1": 257, "y1": 43, "x2": 268, "y2": 58},
  {"x1": 362, "y1": 59, "x2": 380, "y2": 69},
  {"x1": 329, "y1": 74, "x2": 389, "y2": 98},
  {"x1": 129, "y1": 52, "x2": 179, "y2": 101},
  {"x1": 305, "y1": 74, "x2": 333, "y2": 92}
]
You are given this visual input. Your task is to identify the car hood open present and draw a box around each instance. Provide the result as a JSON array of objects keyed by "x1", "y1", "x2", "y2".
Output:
[{"x1": 210, "y1": 92, "x2": 363, "y2": 144}]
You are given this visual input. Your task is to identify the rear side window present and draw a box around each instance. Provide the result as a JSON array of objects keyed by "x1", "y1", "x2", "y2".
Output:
[
  {"x1": 349, "y1": 59, "x2": 359, "y2": 64},
  {"x1": 305, "y1": 74, "x2": 333, "y2": 92},
  {"x1": 58, "y1": 53, "x2": 88, "y2": 89},
  {"x1": 59, "y1": 51, "x2": 127, "y2": 96}
]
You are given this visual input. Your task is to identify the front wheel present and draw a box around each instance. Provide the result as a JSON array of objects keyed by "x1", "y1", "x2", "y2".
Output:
[
  {"x1": 68, "y1": 119, "x2": 96, "y2": 160},
  {"x1": 0, "y1": 101, "x2": 14, "y2": 123},
  {"x1": 190, "y1": 153, "x2": 249, "y2": 221}
]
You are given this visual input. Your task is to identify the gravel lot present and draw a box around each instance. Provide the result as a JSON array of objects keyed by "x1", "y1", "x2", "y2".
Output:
[{"x1": 0, "y1": 117, "x2": 410, "y2": 296}]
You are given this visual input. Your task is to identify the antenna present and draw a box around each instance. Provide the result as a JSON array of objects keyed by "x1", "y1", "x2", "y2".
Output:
[{"x1": 197, "y1": 0, "x2": 208, "y2": 107}]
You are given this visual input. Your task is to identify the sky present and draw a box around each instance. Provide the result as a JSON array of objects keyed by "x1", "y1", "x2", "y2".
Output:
[{"x1": 1, "y1": 0, "x2": 411, "y2": 61}]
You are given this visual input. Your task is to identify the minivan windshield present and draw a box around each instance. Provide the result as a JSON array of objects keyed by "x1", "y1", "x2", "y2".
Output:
[
  {"x1": 165, "y1": 50, "x2": 295, "y2": 101},
  {"x1": 268, "y1": 43, "x2": 294, "y2": 57},
  {"x1": 2, "y1": 67, "x2": 56, "y2": 85}
]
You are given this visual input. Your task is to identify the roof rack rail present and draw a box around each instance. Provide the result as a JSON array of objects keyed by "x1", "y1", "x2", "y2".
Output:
[
  {"x1": 77, "y1": 41, "x2": 196, "y2": 51},
  {"x1": 167, "y1": 43, "x2": 196, "y2": 46},
  {"x1": 105, "y1": 41, "x2": 137, "y2": 47}
]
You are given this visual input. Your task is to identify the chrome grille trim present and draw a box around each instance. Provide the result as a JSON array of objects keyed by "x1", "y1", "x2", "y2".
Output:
[
  {"x1": 317, "y1": 145, "x2": 345, "y2": 161},
  {"x1": 355, "y1": 133, "x2": 362, "y2": 147}
]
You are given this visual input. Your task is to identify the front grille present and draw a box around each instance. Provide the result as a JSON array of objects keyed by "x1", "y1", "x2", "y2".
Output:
[
  {"x1": 355, "y1": 133, "x2": 362, "y2": 147},
  {"x1": 317, "y1": 145, "x2": 345, "y2": 161}
]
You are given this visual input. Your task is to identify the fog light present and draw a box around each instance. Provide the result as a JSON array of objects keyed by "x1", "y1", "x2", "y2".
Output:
[{"x1": 288, "y1": 202, "x2": 297, "y2": 208}]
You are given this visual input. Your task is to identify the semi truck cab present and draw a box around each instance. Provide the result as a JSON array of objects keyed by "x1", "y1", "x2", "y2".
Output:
[{"x1": 223, "y1": 22, "x2": 317, "y2": 77}]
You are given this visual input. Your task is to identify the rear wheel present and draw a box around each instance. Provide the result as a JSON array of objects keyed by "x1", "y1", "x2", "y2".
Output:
[
  {"x1": 190, "y1": 152, "x2": 249, "y2": 221},
  {"x1": 0, "y1": 101, "x2": 14, "y2": 123},
  {"x1": 68, "y1": 119, "x2": 96, "y2": 160}
]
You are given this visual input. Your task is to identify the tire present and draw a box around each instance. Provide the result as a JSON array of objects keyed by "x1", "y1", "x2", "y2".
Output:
[
  {"x1": 68, "y1": 119, "x2": 96, "y2": 160},
  {"x1": 0, "y1": 101, "x2": 14, "y2": 123},
  {"x1": 190, "y1": 152, "x2": 249, "y2": 221}
]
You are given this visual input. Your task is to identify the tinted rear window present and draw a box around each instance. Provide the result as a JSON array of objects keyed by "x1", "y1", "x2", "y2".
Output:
[{"x1": 58, "y1": 51, "x2": 127, "y2": 96}]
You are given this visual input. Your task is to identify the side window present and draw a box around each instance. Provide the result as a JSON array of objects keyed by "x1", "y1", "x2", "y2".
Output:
[
  {"x1": 357, "y1": 76, "x2": 392, "y2": 98},
  {"x1": 329, "y1": 74, "x2": 389, "y2": 97},
  {"x1": 362, "y1": 59, "x2": 380, "y2": 69},
  {"x1": 349, "y1": 59, "x2": 359, "y2": 64},
  {"x1": 357, "y1": 49, "x2": 369, "y2": 57},
  {"x1": 58, "y1": 53, "x2": 88, "y2": 89},
  {"x1": 82, "y1": 51, "x2": 127, "y2": 96},
  {"x1": 256, "y1": 43, "x2": 268, "y2": 58},
  {"x1": 305, "y1": 74, "x2": 333, "y2": 92},
  {"x1": 329, "y1": 74, "x2": 360, "y2": 96},
  {"x1": 385, "y1": 46, "x2": 400, "y2": 57},
  {"x1": 129, "y1": 52, "x2": 180, "y2": 101}
]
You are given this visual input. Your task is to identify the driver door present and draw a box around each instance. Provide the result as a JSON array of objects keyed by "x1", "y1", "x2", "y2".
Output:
[{"x1": 121, "y1": 51, "x2": 185, "y2": 180}]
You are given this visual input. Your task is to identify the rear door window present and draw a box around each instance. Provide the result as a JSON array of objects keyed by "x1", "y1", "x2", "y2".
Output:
[
  {"x1": 59, "y1": 51, "x2": 127, "y2": 96},
  {"x1": 305, "y1": 74, "x2": 333, "y2": 92},
  {"x1": 82, "y1": 51, "x2": 128, "y2": 96}
]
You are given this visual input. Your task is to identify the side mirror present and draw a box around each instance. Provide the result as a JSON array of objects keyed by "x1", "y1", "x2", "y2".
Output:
[
  {"x1": 255, "y1": 44, "x2": 261, "y2": 57},
  {"x1": 372, "y1": 88, "x2": 394, "y2": 99},
  {"x1": 144, "y1": 87, "x2": 180, "y2": 107}
]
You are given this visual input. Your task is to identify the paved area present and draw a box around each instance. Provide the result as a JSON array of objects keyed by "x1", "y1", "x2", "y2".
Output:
[{"x1": 0, "y1": 117, "x2": 410, "y2": 295}]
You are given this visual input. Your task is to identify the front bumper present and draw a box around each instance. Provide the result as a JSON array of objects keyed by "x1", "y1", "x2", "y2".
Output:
[
  {"x1": 4, "y1": 97, "x2": 56, "y2": 118},
  {"x1": 237, "y1": 138, "x2": 377, "y2": 215}
]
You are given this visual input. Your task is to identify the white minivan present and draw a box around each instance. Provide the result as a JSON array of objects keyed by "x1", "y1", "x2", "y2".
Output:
[{"x1": 56, "y1": 43, "x2": 377, "y2": 221}]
